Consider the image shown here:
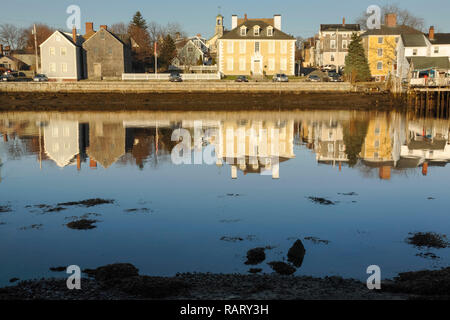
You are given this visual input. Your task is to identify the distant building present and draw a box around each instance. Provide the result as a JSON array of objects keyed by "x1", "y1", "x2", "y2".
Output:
[
  {"x1": 427, "y1": 27, "x2": 450, "y2": 60},
  {"x1": 207, "y1": 14, "x2": 225, "y2": 58},
  {"x1": 173, "y1": 35, "x2": 210, "y2": 69},
  {"x1": 217, "y1": 14, "x2": 296, "y2": 76},
  {"x1": 0, "y1": 55, "x2": 26, "y2": 71},
  {"x1": 318, "y1": 18, "x2": 361, "y2": 69},
  {"x1": 40, "y1": 29, "x2": 84, "y2": 81},
  {"x1": 82, "y1": 24, "x2": 132, "y2": 79}
]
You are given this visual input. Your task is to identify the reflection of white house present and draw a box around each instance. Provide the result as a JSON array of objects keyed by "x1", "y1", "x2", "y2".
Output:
[
  {"x1": 314, "y1": 121, "x2": 348, "y2": 164},
  {"x1": 212, "y1": 120, "x2": 295, "y2": 179},
  {"x1": 44, "y1": 121, "x2": 79, "y2": 167}
]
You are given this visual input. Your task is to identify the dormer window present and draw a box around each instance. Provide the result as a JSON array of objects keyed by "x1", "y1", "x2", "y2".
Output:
[
  {"x1": 240, "y1": 26, "x2": 247, "y2": 36},
  {"x1": 254, "y1": 26, "x2": 260, "y2": 36},
  {"x1": 267, "y1": 27, "x2": 273, "y2": 36}
]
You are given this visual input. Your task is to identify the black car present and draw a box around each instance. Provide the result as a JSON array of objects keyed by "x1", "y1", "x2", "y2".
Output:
[
  {"x1": 169, "y1": 74, "x2": 183, "y2": 82},
  {"x1": 235, "y1": 75, "x2": 249, "y2": 82},
  {"x1": 33, "y1": 74, "x2": 49, "y2": 82},
  {"x1": 2, "y1": 72, "x2": 31, "y2": 82}
]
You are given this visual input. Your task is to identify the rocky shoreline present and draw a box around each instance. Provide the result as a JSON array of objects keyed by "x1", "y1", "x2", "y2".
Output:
[{"x1": 1, "y1": 263, "x2": 449, "y2": 300}]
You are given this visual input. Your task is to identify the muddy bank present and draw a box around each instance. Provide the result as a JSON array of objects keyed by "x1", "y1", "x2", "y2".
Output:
[
  {"x1": 2, "y1": 263, "x2": 449, "y2": 300},
  {"x1": 0, "y1": 92, "x2": 399, "y2": 112}
]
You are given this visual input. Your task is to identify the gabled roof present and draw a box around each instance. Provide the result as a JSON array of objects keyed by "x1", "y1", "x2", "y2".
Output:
[
  {"x1": 83, "y1": 28, "x2": 130, "y2": 48},
  {"x1": 427, "y1": 33, "x2": 450, "y2": 45},
  {"x1": 39, "y1": 30, "x2": 79, "y2": 48},
  {"x1": 220, "y1": 20, "x2": 294, "y2": 40},
  {"x1": 407, "y1": 56, "x2": 450, "y2": 70},
  {"x1": 401, "y1": 33, "x2": 427, "y2": 47},
  {"x1": 320, "y1": 24, "x2": 360, "y2": 32},
  {"x1": 363, "y1": 25, "x2": 422, "y2": 36}
]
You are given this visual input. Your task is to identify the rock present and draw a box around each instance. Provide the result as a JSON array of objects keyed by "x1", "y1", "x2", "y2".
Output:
[
  {"x1": 406, "y1": 232, "x2": 449, "y2": 249},
  {"x1": 66, "y1": 219, "x2": 98, "y2": 230},
  {"x1": 267, "y1": 262, "x2": 296, "y2": 275},
  {"x1": 245, "y1": 248, "x2": 266, "y2": 265},
  {"x1": 115, "y1": 276, "x2": 188, "y2": 299},
  {"x1": 49, "y1": 266, "x2": 67, "y2": 272},
  {"x1": 58, "y1": 198, "x2": 114, "y2": 208},
  {"x1": 248, "y1": 268, "x2": 263, "y2": 274},
  {"x1": 287, "y1": 240, "x2": 306, "y2": 268},
  {"x1": 307, "y1": 197, "x2": 335, "y2": 205},
  {"x1": 83, "y1": 263, "x2": 139, "y2": 283},
  {"x1": 9, "y1": 278, "x2": 19, "y2": 283}
]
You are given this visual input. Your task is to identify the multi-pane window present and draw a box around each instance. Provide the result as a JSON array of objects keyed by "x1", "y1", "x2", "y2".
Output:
[
  {"x1": 255, "y1": 42, "x2": 260, "y2": 53},
  {"x1": 377, "y1": 61, "x2": 383, "y2": 70},
  {"x1": 378, "y1": 37, "x2": 384, "y2": 44},
  {"x1": 378, "y1": 48, "x2": 383, "y2": 57},
  {"x1": 60, "y1": 47, "x2": 67, "y2": 56},
  {"x1": 280, "y1": 58, "x2": 287, "y2": 71},
  {"x1": 281, "y1": 41, "x2": 287, "y2": 54},
  {"x1": 239, "y1": 58, "x2": 246, "y2": 71},
  {"x1": 227, "y1": 58, "x2": 233, "y2": 71},
  {"x1": 267, "y1": 27, "x2": 273, "y2": 36},
  {"x1": 49, "y1": 63, "x2": 56, "y2": 72},
  {"x1": 269, "y1": 41, "x2": 275, "y2": 54},
  {"x1": 342, "y1": 40, "x2": 348, "y2": 49},
  {"x1": 330, "y1": 40, "x2": 336, "y2": 49},
  {"x1": 240, "y1": 27, "x2": 246, "y2": 36},
  {"x1": 239, "y1": 41, "x2": 246, "y2": 54},
  {"x1": 268, "y1": 58, "x2": 275, "y2": 71},
  {"x1": 254, "y1": 26, "x2": 260, "y2": 36},
  {"x1": 227, "y1": 41, "x2": 234, "y2": 53},
  {"x1": 61, "y1": 63, "x2": 67, "y2": 73},
  {"x1": 49, "y1": 47, "x2": 55, "y2": 56}
]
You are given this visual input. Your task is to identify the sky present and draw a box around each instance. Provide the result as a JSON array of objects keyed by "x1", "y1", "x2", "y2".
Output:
[{"x1": 1, "y1": 0, "x2": 449, "y2": 38}]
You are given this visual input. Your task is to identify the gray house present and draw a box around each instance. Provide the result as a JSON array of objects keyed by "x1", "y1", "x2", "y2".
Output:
[
  {"x1": 82, "y1": 25, "x2": 132, "y2": 79},
  {"x1": 40, "y1": 29, "x2": 84, "y2": 81}
]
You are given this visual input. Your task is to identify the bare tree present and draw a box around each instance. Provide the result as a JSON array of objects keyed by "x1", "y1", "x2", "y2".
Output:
[
  {"x1": 0, "y1": 24, "x2": 26, "y2": 50},
  {"x1": 147, "y1": 21, "x2": 164, "y2": 42},
  {"x1": 355, "y1": 4, "x2": 425, "y2": 31},
  {"x1": 22, "y1": 23, "x2": 54, "y2": 53},
  {"x1": 110, "y1": 22, "x2": 128, "y2": 35}
]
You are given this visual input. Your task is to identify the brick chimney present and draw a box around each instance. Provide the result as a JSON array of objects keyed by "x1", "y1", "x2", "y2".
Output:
[
  {"x1": 72, "y1": 27, "x2": 77, "y2": 44},
  {"x1": 100, "y1": 25, "x2": 107, "y2": 30},
  {"x1": 85, "y1": 22, "x2": 94, "y2": 35},
  {"x1": 244, "y1": 13, "x2": 248, "y2": 21},
  {"x1": 429, "y1": 26, "x2": 435, "y2": 40},
  {"x1": 385, "y1": 13, "x2": 397, "y2": 27},
  {"x1": 343, "y1": 17, "x2": 346, "y2": 26}
]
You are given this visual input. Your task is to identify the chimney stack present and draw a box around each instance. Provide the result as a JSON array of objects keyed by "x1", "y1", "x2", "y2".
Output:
[
  {"x1": 85, "y1": 22, "x2": 94, "y2": 35},
  {"x1": 244, "y1": 13, "x2": 248, "y2": 21},
  {"x1": 231, "y1": 15, "x2": 238, "y2": 29},
  {"x1": 72, "y1": 27, "x2": 77, "y2": 44},
  {"x1": 100, "y1": 25, "x2": 107, "y2": 30},
  {"x1": 343, "y1": 17, "x2": 346, "y2": 26},
  {"x1": 274, "y1": 14, "x2": 282, "y2": 30},
  {"x1": 385, "y1": 13, "x2": 397, "y2": 27},
  {"x1": 429, "y1": 26, "x2": 435, "y2": 40}
]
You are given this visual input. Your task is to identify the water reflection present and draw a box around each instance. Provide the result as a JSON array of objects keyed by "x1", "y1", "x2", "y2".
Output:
[{"x1": 1, "y1": 110, "x2": 450, "y2": 180}]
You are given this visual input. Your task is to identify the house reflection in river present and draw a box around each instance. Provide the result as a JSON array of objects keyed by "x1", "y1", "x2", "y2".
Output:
[
  {"x1": 43, "y1": 120, "x2": 80, "y2": 168},
  {"x1": 213, "y1": 120, "x2": 295, "y2": 179},
  {"x1": 87, "y1": 122, "x2": 125, "y2": 169}
]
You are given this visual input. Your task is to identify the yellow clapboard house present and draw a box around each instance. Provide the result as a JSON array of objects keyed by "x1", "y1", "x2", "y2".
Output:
[{"x1": 217, "y1": 15, "x2": 296, "y2": 76}]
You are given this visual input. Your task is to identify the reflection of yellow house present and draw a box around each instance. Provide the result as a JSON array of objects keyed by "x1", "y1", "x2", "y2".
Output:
[
  {"x1": 362, "y1": 14, "x2": 422, "y2": 81},
  {"x1": 44, "y1": 121, "x2": 79, "y2": 167},
  {"x1": 213, "y1": 120, "x2": 295, "y2": 179},
  {"x1": 360, "y1": 116, "x2": 393, "y2": 162},
  {"x1": 87, "y1": 122, "x2": 125, "y2": 169}
]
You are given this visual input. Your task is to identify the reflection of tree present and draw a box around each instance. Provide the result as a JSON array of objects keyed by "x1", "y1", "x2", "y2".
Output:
[{"x1": 343, "y1": 119, "x2": 369, "y2": 167}]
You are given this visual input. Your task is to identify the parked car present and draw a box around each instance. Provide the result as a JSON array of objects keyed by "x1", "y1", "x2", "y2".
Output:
[
  {"x1": 33, "y1": 74, "x2": 49, "y2": 82},
  {"x1": 273, "y1": 73, "x2": 289, "y2": 82},
  {"x1": 322, "y1": 65, "x2": 334, "y2": 71},
  {"x1": 0, "y1": 73, "x2": 14, "y2": 82},
  {"x1": 4, "y1": 71, "x2": 31, "y2": 82},
  {"x1": 329, "y1": 75, "x2": 343, "y2": 82},
  {"x1": 169, "y1": 73, "x2": 183, "y2": 82},
  {"x1": 235, "y1": 75, "x2": 249, "y2": 82},
  {"x1": 307, "y1": 74, "x2": 322, "y2": 82}
]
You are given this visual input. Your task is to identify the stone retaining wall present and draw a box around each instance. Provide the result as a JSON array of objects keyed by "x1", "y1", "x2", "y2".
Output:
[{"x1": 0, "y1": 81, "x2": 356, "y2": 93}]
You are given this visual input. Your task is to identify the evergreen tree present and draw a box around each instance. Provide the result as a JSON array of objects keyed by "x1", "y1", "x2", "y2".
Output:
[
  {"x1": 131, "y1": 11, "x2": 147, "y2": 30},
  {"x1": 342, "y1": 119, "x2": 369, "y2": 167},
  {"x1": 159, "y1": 35, "x2": 176, "y2": 71},
  {"x1": 344, "y1": 33, "x2": 371, "y2": 82}
]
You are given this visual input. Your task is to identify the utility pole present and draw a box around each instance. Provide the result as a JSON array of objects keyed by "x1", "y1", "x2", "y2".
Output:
[
  {"x1": 33, "y1": 24, "x2": 39, "y2": 75},
  {"x1": 154, "y1": 42, "x2": 158, "y2": 76}
]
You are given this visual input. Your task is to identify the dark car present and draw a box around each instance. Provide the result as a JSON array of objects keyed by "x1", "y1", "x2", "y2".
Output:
[
  {"x1": 329, "y1": 75, "x2": 343, "y2": 82},
  {"x1": 235, "y1": 75, "x2": 249, "y2": 82},
  {"x1": 0, "y1": 73, "x2": 14, "y2": 82},
  {"x1": 273, "y1": 73, "x2": 289, "y2": 82},
  {"x1": 3, "y1": 72, "x2": 31, "y2": 82},
  {"x1": 33, "y1": 74, "x2": 49, "y2": 82},
  {"x1": 307, "y1": 74, "x2": 322, "y2": 82},
  {"x1": 169, "y1": 73, "x2": 183, "y2": 82}
]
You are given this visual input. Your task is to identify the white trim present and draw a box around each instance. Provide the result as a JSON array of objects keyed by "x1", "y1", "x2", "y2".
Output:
[{"x1": 40, "y1": 30, "x2": 76, "y2": 48}]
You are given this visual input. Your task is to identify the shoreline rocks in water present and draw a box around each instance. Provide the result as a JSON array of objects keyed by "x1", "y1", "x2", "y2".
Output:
[
  {"x1": 1, "y1": 263, "x2": 449, "y2": 300},
  {"x1": 58, "y1": 199, "x2": 114, "y2": 208},
  {"x1": 66, "y1": 219, "x2": 98, "y2": 230},
  {"x1": 406, "y1": 232, "x2": 449, "y2": 249}
]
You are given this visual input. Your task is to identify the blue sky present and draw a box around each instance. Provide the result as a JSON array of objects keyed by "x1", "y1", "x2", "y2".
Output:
[{"x1": 2, "y1": 0, "x2": 449, "y2": 38}]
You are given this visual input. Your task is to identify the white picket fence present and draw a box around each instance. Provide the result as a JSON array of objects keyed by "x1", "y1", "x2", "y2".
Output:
[{"x1": 122, "y1": 73, "x2": 221, "y2": 81}]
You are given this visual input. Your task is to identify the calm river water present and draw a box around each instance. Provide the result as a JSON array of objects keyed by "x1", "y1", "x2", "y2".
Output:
[{"x1": 0, "y1": 109, "x2": 449, "y2": 285}]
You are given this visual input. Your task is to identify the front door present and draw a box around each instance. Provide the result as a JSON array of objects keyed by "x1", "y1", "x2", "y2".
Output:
[
  {"x1": 253, "y1": 60, "x2": 262, "y2": 75},
  {"x1": 93, "y1": 63, "x2": 102, "y2": 78}
]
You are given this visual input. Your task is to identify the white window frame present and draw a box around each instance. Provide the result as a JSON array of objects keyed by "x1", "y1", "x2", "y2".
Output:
[
  {"x1": 254, "y1": 26, "x2": 260, "y2": 36},
  {"x1": 268, "y1": 58, "x2": 275, "y2": 71},
  {"x1": 377, "y1": 48, "x2": 383, "y2": 57},
  {"x1": 49, "y1": 63, "x2": 56, "y2": 72},
  {"x1": 281, "y1": 41, "x2": 287, "y2": 54},
  {"x1": 269, "y1": 41, "x2": 275, "y2": 54},
  {"x1": 240, "y1": 26, "x2": 247, "y2": 37},
  {"x1": 49, "y1": 47, "x2": 55, "y2": 56},
  {"x1": 61, "y1": 63, "x2": 68, "y2": 73},
  {"x1": 267, "y1": 27, "x2": 273, "y2": 37},
  {"x1": 280, "y1": 58, "x2": 287, "y2": 71},
  {"x1": 377, "y1": 61, "x2": 383, "y2": 70},
  {"x1": 60, "y1": 47, "x2": 67, "y2": 56},
  {"x1": 239, "y1": 41, "x2": 246, "y2": 54},
  {"x1": 227, "y1": 41, "x2": 234, "y2": 53},
  {"x1": 342, "y1": 40, "x2": 348, "y2": 49},
  {"x1": 255, "y1": 41, "x2": 260, "y2": 53},
  {"x1": 227, "y1": 57, "x2": 234, "y2": 71},
  {"x1": 239, "y1": 57, "x2": 246, "y2": 71},
  {"x1": 434, "y1": 46, "x2": 440, "y2": 54},
  {"x1": 378, "y1": 37, "x2": 384, "y2": 44},
  {"x1": 330, "y1": 40, "x2": 336, "y2": 49}
]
